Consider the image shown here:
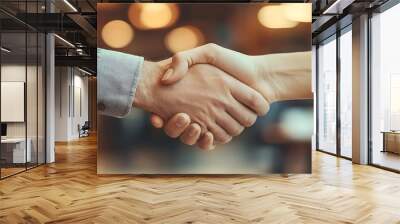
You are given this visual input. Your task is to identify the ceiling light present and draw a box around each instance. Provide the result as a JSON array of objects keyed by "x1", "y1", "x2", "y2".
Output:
[
  {"x1": 128, "y1": 3, "x2": 179, "y2": 30},
  {"x1": 322, "y1": 0, "x2": 355, "y2": 15},
  {"x1": 1, "y1": 47, "x2": 11, "y2": 53},
  {"x1": 283, "y1": 4, "x2": 312, "y2": 23},
  {"x1": 78, "y1": 67, "x2": 92, "y2": 76},
  {"x1": 101, "y1": 20, "x2": 134, "y2": 49},
  {"x1": 165, "y1": 26, "x2": 204, "y2": 53},
  {"x1": 54, "y1": 34, "x2": 75, "y2": 48},
  {"x1": 63, "y1": 0, "x2": 78, "y2": 12},
  {"x1": 257, "y1": 5, "x2": 299, "y2": 29}
]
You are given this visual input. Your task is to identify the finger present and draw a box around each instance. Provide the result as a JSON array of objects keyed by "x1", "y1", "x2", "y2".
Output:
[
  {"x1": 197, "y1": 132, "x2": 215, "y2": 150},
  {"x1": 161, "y1": 43, "x2": 255, "y2": 86},
  {"x1": 164, "y1": 113, "x2": 191, "y2": 138},
  {"x1": 161, "y1": 43, "x2": 219, "y2": 85},
  {"x1": 161, "y1": 55, "x2": 189, "y2": 85},
  {"x1": 206, "y1": 121, "x2": 232, "y2": 144},
  {"x1": 216, "y1": 112, "x2": 244, "y2": 137},
  {"x1": 179, "y1": 123, "x2": 201, "y2": 146},
  {"x1": 229, "y1": 79, "x2": 269, "y2": 116},
  {"x1": 150, "y1": 114, "x2": 164, "y2": 128},
  {"x1": 225, "y1": 99, "x2": 258, "y2": 128},
  {"x1": 158, "y1": 58, "x2": 172, "y2": 67}
]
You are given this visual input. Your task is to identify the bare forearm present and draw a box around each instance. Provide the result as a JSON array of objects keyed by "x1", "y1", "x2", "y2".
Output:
[{"x1": 252, "y1": 51, "x2": 312, "y2": 102}]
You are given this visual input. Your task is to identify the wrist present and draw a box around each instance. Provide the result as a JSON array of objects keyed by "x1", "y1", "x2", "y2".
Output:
[
  {"x1": 133, "y1": 61, "x2": 163, "y2": 111},
  {"x1": 252, "y1": 52, "x2": 312, "y2": 103},
  {"x1": 251, "y1": 55, "x2": 280, "y2": 103}
]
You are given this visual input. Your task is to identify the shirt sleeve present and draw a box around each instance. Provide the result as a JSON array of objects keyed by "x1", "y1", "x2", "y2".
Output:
[{"x1": 97, "y1": 48, "x2": 144, "y2": 118}]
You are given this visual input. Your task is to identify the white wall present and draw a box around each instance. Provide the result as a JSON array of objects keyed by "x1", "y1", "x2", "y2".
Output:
[
  {"x1": 55, "y1": 67, "x2": 89, "y2": 141},
  {"x1": 1, "y1": 63, "x2": 46, "y2": 164},
  {"x1": 1, "y1": 65, "x2": 39, "y2": 138}
]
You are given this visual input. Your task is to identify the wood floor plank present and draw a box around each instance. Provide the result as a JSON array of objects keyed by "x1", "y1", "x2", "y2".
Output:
[{"x1": 1, "y1": 135, "x2": 400, "y2": 223}]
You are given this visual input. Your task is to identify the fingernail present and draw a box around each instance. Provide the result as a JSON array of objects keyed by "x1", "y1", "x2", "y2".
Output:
[
  {"x1": 162, "y1": 68, "x2": 173, "y2": 81},
  {"x1": 207, "y1": 144, "x2": 216, "y2": 151},
  {"x1": 188, "y1": 126, "x2": 197, "y2": 137},
  {"x1": 176, "y1": 116, "x2": 187, "y2": 128}
]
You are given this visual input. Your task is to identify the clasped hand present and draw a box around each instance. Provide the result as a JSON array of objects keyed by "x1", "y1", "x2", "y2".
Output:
[{"x1": 134, "y1": 44, "x2": 311, "y2": 150}]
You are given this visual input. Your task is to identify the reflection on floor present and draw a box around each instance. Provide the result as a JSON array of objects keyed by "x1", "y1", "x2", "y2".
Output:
[
  {"x1": 0, "y1": 135, "x2": 400, "y2": 223},
  {"x1": 0, "y1": 167, "x2": 25, "y2": 178},
  {"x1": 373, "y1": 150, "x2": 400, "y2": 171},
  {"x1": 0, "y1": 163, "x2": 42, "y2": 178}
]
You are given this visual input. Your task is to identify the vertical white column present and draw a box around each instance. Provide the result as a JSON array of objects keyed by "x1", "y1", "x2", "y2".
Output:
[
  {"x1": 352, "y1": 14, "x2": 369, "y2": 164},
  {"x1": 46, "y1": 1, "x2": 55, "y2": 163}
]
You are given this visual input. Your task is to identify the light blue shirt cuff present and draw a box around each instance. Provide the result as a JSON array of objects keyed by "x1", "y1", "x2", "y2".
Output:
[{"x1": 97, "y1": 48, "x2": 144, "y2": 118}]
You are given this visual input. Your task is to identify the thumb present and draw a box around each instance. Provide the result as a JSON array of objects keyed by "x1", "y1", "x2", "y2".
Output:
[
  {"x1": 150, "y1": 114, "x2": 164, "y2": 128},
  {"x1": 160, "y1": 54, "x2": 190, "y2": 85}
]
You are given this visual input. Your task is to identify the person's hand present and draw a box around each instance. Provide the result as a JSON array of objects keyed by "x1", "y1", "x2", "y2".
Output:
[
  {"x1": 149, "y1": 44, "x2": 311, "y2": 149},
  {"x1": 134, "y1": 61, "x2": 269, "y2": 144},
  {"x1": 150, "y1": 113, "x2": 215, "y2": 150},
  {"x1": 160, "y1": 43, "x2": 312, "y2": 103}
]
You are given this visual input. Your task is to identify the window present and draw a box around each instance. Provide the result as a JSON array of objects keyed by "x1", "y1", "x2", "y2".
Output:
[
  {"x1": 339, "y1": 28, "x2": 352, "y2": 158},
  {"x1": 370, "y1": 3, "x2": 400, "y2": 171},
  {"x1": 317, "y1": 36, "x2": 337, "y2": 154}
]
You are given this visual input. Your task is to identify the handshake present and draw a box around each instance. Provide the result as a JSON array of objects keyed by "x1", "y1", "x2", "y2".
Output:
[{"x1": 132, "y1": 44, "x2": 311, "y2": 150}]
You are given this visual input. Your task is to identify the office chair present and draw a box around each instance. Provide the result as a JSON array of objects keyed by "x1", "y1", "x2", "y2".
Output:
[{"x1": 79, "y1": 121, "x2": 90, "y2": 138}]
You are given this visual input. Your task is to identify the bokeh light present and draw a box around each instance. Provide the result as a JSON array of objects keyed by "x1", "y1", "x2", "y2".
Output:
[
  {"x1": 101, "y1": 20, "x2": 134, "y2": 48},
  {"x1": 283, "y1": 4, "x2": 312, "y2": 23},
  {"x1": 165, "y1": 26, "x2": 204, "y2": 53},
  {"x1": 280, "y1": 108, "x2": 313, "y2": 141},
  {"x1": 128, "y1": 3, "x2": 179, "y2": 30},
  {"x1": 257, "y1": 5, "x2": 299, "y2": 29}
]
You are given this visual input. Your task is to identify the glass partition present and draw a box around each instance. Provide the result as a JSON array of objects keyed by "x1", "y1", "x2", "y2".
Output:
[
  {"x1": 1, "y1": 30, "x2": 28, "y2": 177},
  {"x1": 0, "y1": 1, "x2": 46, "y2": 179},
  {"x1": 317, "y1": 36, "x2": 337, "y2": 154},
  {"x1": 27, "y1": 31, "x2": 38, "y2": 169}
]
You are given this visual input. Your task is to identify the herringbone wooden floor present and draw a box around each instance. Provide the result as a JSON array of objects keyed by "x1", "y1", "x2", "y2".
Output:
[{"x1": 1, "y1": 135, "x2": 400, "y2": 224}]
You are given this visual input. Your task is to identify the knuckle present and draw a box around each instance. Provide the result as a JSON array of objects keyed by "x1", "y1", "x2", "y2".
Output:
[
  {"x1": 204, "y1": 43, "x2": 218, "y2": 63},
  {"x1": 173, "y1": 52, "x2": 184, "y2": 63},
  {"x1": 249, "y1": 93, "x2": 262, "y2": 110},
  {"x1": 196, "y1": 113, "x2": 208, "y2": 126},
  {"x1": 205, "y1": 43, "x2": 217, "y2": 50}
]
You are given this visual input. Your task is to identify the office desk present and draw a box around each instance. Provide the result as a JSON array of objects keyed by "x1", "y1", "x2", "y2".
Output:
[
  {"x1": 381, "y1": 131, "x2": 400, "y2": 154},
  {"x1": 1, "y1": 138, "x2": 31, "y2": 163}
]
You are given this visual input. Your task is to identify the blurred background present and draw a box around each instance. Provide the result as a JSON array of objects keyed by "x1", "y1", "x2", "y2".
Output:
[{"x1": 97, "y1": 3, "x2": 313, "y2": 174}]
